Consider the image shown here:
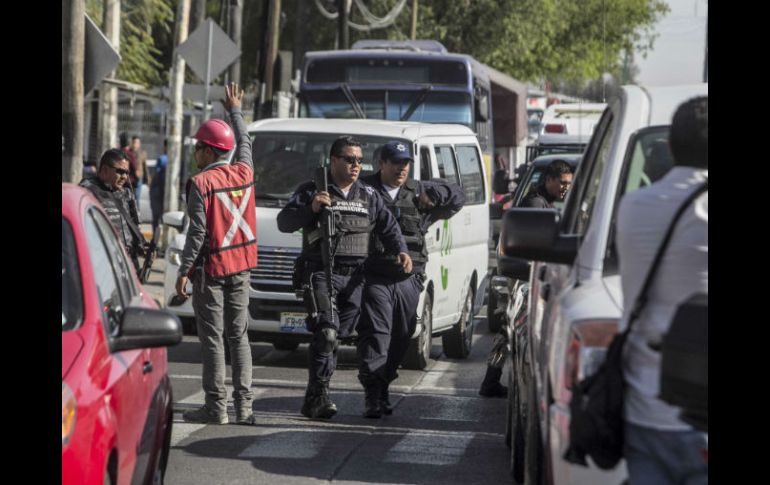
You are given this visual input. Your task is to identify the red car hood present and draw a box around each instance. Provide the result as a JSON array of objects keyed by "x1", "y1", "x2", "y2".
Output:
[{"x1": 62, "y1": 332, "x2": 84, "y2": 380}]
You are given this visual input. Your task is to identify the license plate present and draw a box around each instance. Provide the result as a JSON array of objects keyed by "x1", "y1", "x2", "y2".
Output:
[{"x1": 279, "y1": 312, "x2": 308, "y2": 333}]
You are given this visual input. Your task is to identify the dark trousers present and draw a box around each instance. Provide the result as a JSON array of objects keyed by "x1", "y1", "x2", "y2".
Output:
[
  {"x1": 149, "y1": 183, "x2": 164, "y2": 232},
  {"x1": 357, "y1": 273, "x2": 423, "y2": 386},
  {"x1": 307, "y1": 269, "x2": 364, "y2": 385}
]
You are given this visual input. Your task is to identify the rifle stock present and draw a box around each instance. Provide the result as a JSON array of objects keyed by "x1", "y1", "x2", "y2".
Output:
[{"x1": 314, "y1": 166, "x2": 337, "y2": 318}]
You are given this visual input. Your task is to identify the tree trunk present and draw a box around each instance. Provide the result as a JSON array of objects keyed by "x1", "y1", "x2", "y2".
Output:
[
  {"x1": 229, "y1": 0, "x2": 242, "y2": 85},
  {"x1": 63, "y1": 0, "x2": 85, "y2": 183}
]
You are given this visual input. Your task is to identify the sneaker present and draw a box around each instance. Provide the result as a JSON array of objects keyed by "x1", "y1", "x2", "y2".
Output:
[{"x1": 182, "y1": 405, "x2": 229, "y2": 424}]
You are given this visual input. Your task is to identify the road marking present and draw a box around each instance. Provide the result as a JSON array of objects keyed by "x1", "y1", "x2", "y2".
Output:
[
  {"x1": 383, "y1": 430, "x2": 475, "y2": 465},
  {"x1": 414, "y1": 359, "x2": 454, "y2": 390},
  {"x1": 238, "y1": 429, "x2": 326, "y2": 459}
]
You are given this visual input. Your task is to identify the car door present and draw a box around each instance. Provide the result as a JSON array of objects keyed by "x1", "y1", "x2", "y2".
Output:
[{"x1": 86, "y1": 207, "x2": 154, "y2": 480}]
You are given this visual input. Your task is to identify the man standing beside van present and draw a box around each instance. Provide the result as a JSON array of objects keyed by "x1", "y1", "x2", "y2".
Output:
[
  {"x1": 277, "y1": 136, "x2": 412, "y2": 420},
  {"x1": 617, "y1": 96, "x2": 708, "y2": 484},
  {"x1": 174, "y1": 83, "x2": 258, "y2": 426},
  {"x1": 358, "y1": 141, "x2": 465, "y2": 418}
]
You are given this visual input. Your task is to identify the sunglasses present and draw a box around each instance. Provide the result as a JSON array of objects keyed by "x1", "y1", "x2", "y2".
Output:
[
  {"x1": 337, "y1": 155, "x2": 363, "y2": 165},
  {"x1": 109, "y1": 166, "x2": 129, "y2": 176}
]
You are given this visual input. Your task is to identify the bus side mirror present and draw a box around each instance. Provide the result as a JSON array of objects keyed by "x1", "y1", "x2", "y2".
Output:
[{"x1": 476, "y1": 94, "x2": 489, "y2": 122}]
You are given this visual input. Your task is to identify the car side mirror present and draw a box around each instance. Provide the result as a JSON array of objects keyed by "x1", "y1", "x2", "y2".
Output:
[
  {"x1": 162, "y1": 211, "x2": 185, "y2": 231},
  {"x1": 492, "y1": 169, "x2": 509, "y2": 195},
  {"x1": 112, "y1": 307, "x2": 183, "y2": 352},
  {"x1": 499, "y1": 208, "x2": 579, "y2": 265}
]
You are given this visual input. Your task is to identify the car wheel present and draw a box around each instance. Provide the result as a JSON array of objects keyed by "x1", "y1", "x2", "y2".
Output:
[
  {"x1": 402, "y1": 292, "x2": 433, "y2": 370},
  {"x1": 273, "y1": 340, "x2": 300, "y2": 351},
  {"x1": 442, "y1": 287, "x2": 474, "y2": 359},
  {"x1": 524, "y1": 374, "x2": 545, "y2": 485}
]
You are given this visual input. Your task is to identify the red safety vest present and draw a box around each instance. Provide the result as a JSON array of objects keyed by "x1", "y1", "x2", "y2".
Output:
[{"x1": 191, "y1": 161, "x2": 257, "y2": 277}]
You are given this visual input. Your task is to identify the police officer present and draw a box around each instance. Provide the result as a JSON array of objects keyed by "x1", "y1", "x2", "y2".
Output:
[
  {"x1": 358, "y1": 141, "x2": 465, "y2": 418},
  {"x1": 79, "y1": 148, "x2": 146, "y2": 272},
  {"x1": 277, "y1": 136, "x2": 413, "y2": 420},
  {"x1": 175, "y1": 83, "x2": 258, "y2": 425}
]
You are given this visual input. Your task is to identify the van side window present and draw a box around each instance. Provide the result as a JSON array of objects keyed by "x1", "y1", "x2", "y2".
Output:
[
  {"x1": 434, "y1": 145, "x2": 460, "y2": 185},
  {"x1": 419, "y1": 146, "x2": 432, "y2": 181},
  {"x1": 455, "y1": 145, "x2": 485, "y2": 204}
]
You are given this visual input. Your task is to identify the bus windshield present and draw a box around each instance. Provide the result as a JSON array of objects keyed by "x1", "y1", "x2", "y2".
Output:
[
  {"x1": 249, "y1": 132, "x2": 408, "y2": 206},
  {"x1": 300, "y1": 90, "x2": 473, "y2": 128}
]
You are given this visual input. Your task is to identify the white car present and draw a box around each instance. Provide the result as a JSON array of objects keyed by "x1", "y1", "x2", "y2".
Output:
[
  {"x1": 163, "y1": 118, "x2": 490, "y2": 363},
  {"x1": 498, "y1": 83, "x2": 708, "y2": 484},
  {"x1": 527, "y1": 103, "x2": 606, "y2": 162}
]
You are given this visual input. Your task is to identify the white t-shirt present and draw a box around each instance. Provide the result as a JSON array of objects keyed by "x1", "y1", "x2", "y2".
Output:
[
  {"x1": 617, "y1": 167, "x2": 708, "y2": 431},
  {"x1": 383, "y1": 184, "x2": 400, "y2": 200}
]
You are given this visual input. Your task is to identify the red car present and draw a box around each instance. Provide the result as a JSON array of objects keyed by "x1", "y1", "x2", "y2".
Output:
[{"x1": 62, "y1": 183, "x2": 182, "y2": 485}]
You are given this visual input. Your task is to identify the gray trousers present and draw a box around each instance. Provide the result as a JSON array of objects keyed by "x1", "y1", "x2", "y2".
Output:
[{"x1": 192, "y1": 268, "x2": 254, "y2": 414}]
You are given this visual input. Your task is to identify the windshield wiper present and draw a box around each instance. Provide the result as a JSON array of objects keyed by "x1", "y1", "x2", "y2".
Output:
[
  {"x1": 339, "y1": 83, "x2": 366, "y2": 119},
  {"x1": 400, "y1": 86, "x2": 433, "y2": 122}
]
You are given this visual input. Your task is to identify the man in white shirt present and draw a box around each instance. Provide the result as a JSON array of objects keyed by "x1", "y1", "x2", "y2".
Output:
[{"x1": 617, "y1": 96, "x2": 708, "y2": 485}]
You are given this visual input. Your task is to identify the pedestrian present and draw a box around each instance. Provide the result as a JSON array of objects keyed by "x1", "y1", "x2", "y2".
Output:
[
  {"x1": 174, "y1": 83, "x2": 258, "y2": 426},
  {"x1": 617, "y1": 96, "x2": 708, "y2": 484},
  {"x1": 131, "y1": 136, "x2": 147, "y2": 202},
  {"x1": 479, "y1": 158, "x2": 574, "y2": 398},
  {"x1": 150, "y1": 139, "x2": 168, "y2": 235},
  {"x1": 79, "y1": 148, "x2": 146, "y2": 273},
  {"x1": 357, "y1": 141, "x2": 465, "y2": 418},
  {"x1": 277, "y1": 136, "x2": 412, "y2": 420}
]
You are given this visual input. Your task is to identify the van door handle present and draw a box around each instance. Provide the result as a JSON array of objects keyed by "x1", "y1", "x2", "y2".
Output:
[
  {"x1": 538, "y1": 265, "x2": 548, "y2": 282},
  {"x1": 540, "y1": 283, "x2": 551, "y2": 301},
  {"x1": 143, "y1": 361, "x2": 153, "y2": 374}
]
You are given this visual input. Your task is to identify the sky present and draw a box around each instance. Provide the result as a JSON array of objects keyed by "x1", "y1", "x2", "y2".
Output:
[{"x1": 634, "y1": 0, "x2": 708, "y2": 86}]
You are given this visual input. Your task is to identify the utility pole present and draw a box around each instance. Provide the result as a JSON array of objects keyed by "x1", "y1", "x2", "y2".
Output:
[
  {"x1": 164, "y1": 0, "x2": 191, "y2": 246},
  {"x1": 338, "y1": 0, "x2": 349, "y2": 50},
  {"x1": 410, "y1": 0, "x2": 418, "y2": 40},
  {"x1": 262, "y1": 0, "x2": 281, "y2": 117},
  {"x1": 97, "y1": 0, "x2": 121, "y2": 155},
  {"x1": 63, "y1": 0, "x2": 85, "y2": 183},
  {"x1": 229, "y1": 0, "x2": 242, "y2": 85}
]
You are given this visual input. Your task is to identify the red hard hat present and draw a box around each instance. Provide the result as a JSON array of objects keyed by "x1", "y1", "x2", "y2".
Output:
[{"x1": 194, "y1": 119, "x2": 234, "y2": 151}]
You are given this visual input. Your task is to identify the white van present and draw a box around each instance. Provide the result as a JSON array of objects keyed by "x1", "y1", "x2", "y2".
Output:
[{"x1": 163, "y1": 119, "x2": 489, "y2": 369}]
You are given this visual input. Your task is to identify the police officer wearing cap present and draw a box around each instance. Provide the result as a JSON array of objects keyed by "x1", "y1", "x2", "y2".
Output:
[
  {"x1": 175, "y1": 83, "x2": 258, "y2": 426},
  {"x1": 277, "y1": 136, "x2": 412, "y2": 420},
  {"x1": 358, "y1": 141, "x2": 465, "y2": 418}
]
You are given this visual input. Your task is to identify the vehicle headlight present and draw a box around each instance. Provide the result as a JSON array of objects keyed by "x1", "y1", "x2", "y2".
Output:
[
  {"x1": 62, "y1": 382, "x2": 77, "y2": 447},
  {"x1": 168, "y1": 248, "x2": 183, "y2": 267}
]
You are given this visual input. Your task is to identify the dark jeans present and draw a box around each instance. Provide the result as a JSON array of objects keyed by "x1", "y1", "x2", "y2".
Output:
[
  {"x1": 357, "y1": 273, "x2": 423, "y2": 386},
  {"x1": 624, "y1": 421, "x2": 708, "y2": 485}
]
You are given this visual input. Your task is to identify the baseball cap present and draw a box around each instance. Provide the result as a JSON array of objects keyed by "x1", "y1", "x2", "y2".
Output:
[{"x1": 379, "y1": 141, "x2": 413, "y2": 163}]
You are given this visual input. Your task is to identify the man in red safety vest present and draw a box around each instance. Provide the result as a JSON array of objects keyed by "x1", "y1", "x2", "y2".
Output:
[{"x1": 174, "y1": 83, "x2": 258, "y2": 425}]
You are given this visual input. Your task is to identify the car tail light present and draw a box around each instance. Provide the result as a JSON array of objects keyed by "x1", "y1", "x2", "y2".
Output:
[
  {"x1": 564, "y1": 319, "x2": 619, "y2": 391},
  {"x1": 544, "y1": 123, "x2": 567, "y2": 134},
  {"x1": 62, "y1": 382, "x2": 77, "y2": 447}
]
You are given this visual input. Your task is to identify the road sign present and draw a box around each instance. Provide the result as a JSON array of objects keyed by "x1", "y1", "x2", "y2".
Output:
[
  {"x1": 177, "y1": 19, "x2": 240, "y2": 83},
  {"x1": 84, "y1": 14, "x2": 121, "y2": 96},
  {"x1": 177, "y1": 18, "x2": 240, "y2": 120}
]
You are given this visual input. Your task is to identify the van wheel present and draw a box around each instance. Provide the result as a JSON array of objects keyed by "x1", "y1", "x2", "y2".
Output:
[
  {"x1": 402, "y1": 293, "x2": 433, "y2": 370},
  {"x1": 442, "y1": 287, "x2": 474, "y2": 359},
  {"x1": 273, "y1": 340, "x2": 300, "y2": 351}
]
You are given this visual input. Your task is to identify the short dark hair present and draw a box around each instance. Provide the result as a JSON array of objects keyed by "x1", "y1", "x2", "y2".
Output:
[
  {"x1": 99, "y1": 148, "x2": 127, "y2": 169},
  {"x1": 543, "y1": 159, "x2": 573, "y2": 180},
  {"x1": 669, "y1": 96, "x2": 707, "y2": 169},
  {"x1": 131, "y1": 135, "x2": 140, "y2": 142},
  {"x1": 330, "y1": 136, "x2": 362, "y2": 159},
  {"x1": 119, "y1": 132, "x2": 129, "y2": 147}
]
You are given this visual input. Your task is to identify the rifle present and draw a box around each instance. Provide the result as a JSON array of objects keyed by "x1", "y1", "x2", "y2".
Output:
[
  {"x1": 138, "y1": 228, "x2": 161, "y2": 284},
  {"x1": 313, "y1": 165, "x2": 337, "y2": 320}
]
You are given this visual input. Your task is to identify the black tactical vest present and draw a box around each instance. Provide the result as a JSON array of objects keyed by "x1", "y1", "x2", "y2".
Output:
[
  {"x1": 371, "y1": 179, "x2": 428, "y2": 270},
  {"x1": 302, "y1": 185, "x2": 373, "y2": 259}
]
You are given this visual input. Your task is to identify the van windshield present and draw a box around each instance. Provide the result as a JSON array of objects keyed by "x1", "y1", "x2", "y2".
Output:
[{"x1": 249, "y1": 132, "x2": 406, "y2": 207}]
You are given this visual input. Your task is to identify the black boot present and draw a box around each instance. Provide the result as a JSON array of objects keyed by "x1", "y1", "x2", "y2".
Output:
[
  {"x1": 363, "y1": 381, "x2": 382, "y2": 419},
  {"x1": 379, "y1": 382, "x2": 393, "y2": 415},
  {"x1": 302, "y1": 382, "x2": 338, "y2": 419},
  {"x1": 479, "y1": 366, "x2": 508, "y2": 398}
]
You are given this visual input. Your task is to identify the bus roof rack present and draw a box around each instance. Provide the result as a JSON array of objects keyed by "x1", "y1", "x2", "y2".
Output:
[{"x1": 351, "y1": 40, "x2": 448, "y2": 54}]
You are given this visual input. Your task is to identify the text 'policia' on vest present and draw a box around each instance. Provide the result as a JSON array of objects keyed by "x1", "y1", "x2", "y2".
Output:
[
  {"x1": 302, "y1": 182, "x2": 373, "y2": 261},
  {"x1": 367, "y1": 178, "x2": 427, "y2": 278}
]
